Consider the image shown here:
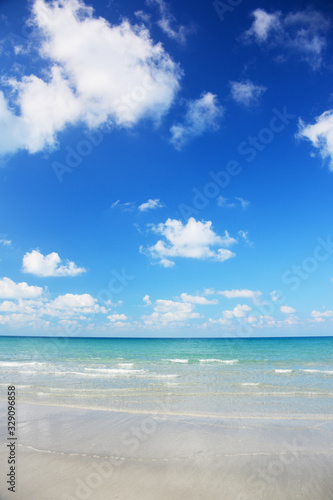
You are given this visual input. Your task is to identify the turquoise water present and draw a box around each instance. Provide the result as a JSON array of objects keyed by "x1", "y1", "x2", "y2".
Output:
[{"x1": 0, "y1": 336, "x2": 332, "y2": 415}]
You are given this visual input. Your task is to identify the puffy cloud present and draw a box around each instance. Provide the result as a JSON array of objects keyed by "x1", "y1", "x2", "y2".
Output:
[
  {"x1": 142, "y1": 298, "x2": 200, "y2": 324},
  {"x1": 0, "y1": 277, "x2": 43, "y2": 299},
  {"x1": 0, "y1": 0, "x2": 182, "y2": 157},
  {"x1": 216, "y1": 289, "x2": 262, "y2": 302},
  {"x1": 311, "y1": 309, "x2": 333, "y2": 322},
  {"x1": 138, "y1": 198, "x2": 164, "y2": 212},
  {"x1": 142, "y1": 217, "x2": 236, "y2": 267},
  {"x1": 143, "y1": 294, "x2": 152, "y2": 305},
  {"x1": 230, "y1": 80, "x2": 266, "y2": 107},
  {"x1": 280, "y1": 305, "x2": 296, "y2": 314},
  {"x1": 243, "y1": 8, "x2": 330, "y2": 69},
  {"x1": 146, "y1": 0, "x2": 188, "y2": 44},
  {"x1": 222, "y1": 304, "x2": 252, "y2": 319},
  {"x1": 51, "y1": 293, "x2": 96, "y2": 309},
  {"x1": 180, "y1": 293, "x2": 218, "y2": 305},
  {"x1": 22, "y1": 249, "x2": 86, "y2": 277},
  {"x1": 170, "y1": 92, "x2": 224, "y2": 149},
  {"x1": 244, "y1": 9, "x2": 280, "y2": 42},
  {"x1": 107, "y1": 313, "x2": 128, "y2": 322},
  {"x1": 298, "y1": 110, "x2": 333, "y2": 170}
]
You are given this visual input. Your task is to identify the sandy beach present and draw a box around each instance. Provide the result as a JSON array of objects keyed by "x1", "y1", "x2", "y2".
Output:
[{"x1": 1, "y1": 401, "x2": 332, "y2": 500}]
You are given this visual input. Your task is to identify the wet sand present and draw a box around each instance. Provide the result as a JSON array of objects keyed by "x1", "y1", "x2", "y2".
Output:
[{"x1": 0, "y1": 401, "x2": 332, "y2": 500}]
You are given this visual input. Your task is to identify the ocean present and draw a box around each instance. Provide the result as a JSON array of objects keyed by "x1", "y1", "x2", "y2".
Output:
[{"x1": 0, "y1": 336, "x2": 332, "y2": 416}]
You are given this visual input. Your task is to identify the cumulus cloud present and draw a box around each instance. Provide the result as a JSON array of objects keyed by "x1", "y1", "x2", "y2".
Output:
[
  {"x1": 143, "y1": 294, "x2": 152, "y2": 305},
  {"x1": 107, "y1": 313, "x2": 128, "y2": 322},
  {"x1": 146, "y1": 0, "x2": 188, "y2": 44},
  {"x1": 0, "y1": 277, "x2": 43, "y2": 299},
  {"x1": 230, "y1": 80, "x2": 266, "y2": 107},
  {"x1": 280, "y1": 305, "x2": 296, "y2": 314},
  {"x1": 138, "y1": 198, "x2": 164, "y2": 212},
  {"x1": 243, "y1": 8, "x2": 330, "y2": 69},
  {"x1": 170, "y1": 92, "x2": 224, "y2": 149},
  {"x1": 0, "y1": 0, "x2": 182, "y2": 157},
  {"x1": 141, "y1": 217, "x2": 236, "y2": 267},
  {"x1": 216, "y1": 289, "x2": 262, "y2": 302},
  {"x1": 22, "y1": 249, "x2": 86, "y2": 277},
  {"x1": 142, "y1": 298, "x2": 201, "y2": 324},
  {"x1": 180, "y1": 293, "x2": 218, "y2": 305},
  {"x1": 311, "y1": 309, "x2": 333, "y2": 322},
  {"x1": 298, "y1": 110, "x2": 333, "y2": 170}
]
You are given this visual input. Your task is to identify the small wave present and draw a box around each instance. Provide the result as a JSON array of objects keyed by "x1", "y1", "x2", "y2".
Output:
[
  {"x1": 274, "y1": 369, "x2": 293, "y2": 374},
  {"x1": 84, "y1": 367, "x2": 143, "y2": 375},
  {"x1": 166, "y1": 359, "x2": 188, "y2": 363},
  {"x1": 241, "y1": 383, "x2": 259, "y2": 386},
  {"x1": 300, "y1": 369, "x2": 333, "y2": 375},
  {"x1": 0, "y1": 361, "x2": 48, "y2": 368},
  {"x1": 150, "y1": 374, "x2": 179, "y2": 379},
  {"x1": 200, "y1": 359, "x2": 238, "y2": 364},
  {"x1": 118, "y1": 363, "x2": 134, "y2": 369},
  {"x1": 53, "y1": 369, "x2": 146, "y2": 378}
]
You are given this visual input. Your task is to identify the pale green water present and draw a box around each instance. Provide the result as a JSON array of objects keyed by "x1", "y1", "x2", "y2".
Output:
[{"x1": 0, "y1": 336, "x2": 332, "y2": 415}]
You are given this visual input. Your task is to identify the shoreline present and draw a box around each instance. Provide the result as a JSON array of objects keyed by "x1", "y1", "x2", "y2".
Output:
[{"x1": 1, "y1": 401, "x2": 333, "y2": 500}]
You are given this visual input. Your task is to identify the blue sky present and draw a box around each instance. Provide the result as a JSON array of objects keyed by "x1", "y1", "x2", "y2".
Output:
[{"x1": 0, "y1": 0, "x2": 333, "y2": 337}]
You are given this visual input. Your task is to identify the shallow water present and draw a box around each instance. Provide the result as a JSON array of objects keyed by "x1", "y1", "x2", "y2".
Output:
[{"x1": 0, "y1": 336, "x2": 332, "y2": 415}]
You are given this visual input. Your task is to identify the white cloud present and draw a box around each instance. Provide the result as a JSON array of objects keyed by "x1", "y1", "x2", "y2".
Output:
[
  {"x1": 142, "y1": 298, "x2": 200, "y2": 324},
  {"x1": 0, "y1": 277, "x2": 43, "y2": 299},
  {"x1": 222, "y1": 304, "x2": 252, "y2": 319},
  {"x1": 217, "y1": 289, "x2": 262, "y2": 302},
  {"x1": 138, "y1": 198, "x2": 164, "y2": 212},
  {"x1": 0, "y1": 0, "x2": 182, "y2": 156},
  {"x1": 142, "y1": 217, "x2": 236, "y2": 267},
  {"x1": 298, "y1": 110, "x2": 333, "y2": 170},
  {"x1": 22, "y1": 249, "x2": 86, "y2": 277},
  {"x1": 311, "y1": 309, "x2": 333, "y2": 322},
  {"x1": 230, "y1": 80, "x2": 266, "y2": 107},
  {"x1": 180, "y1": 293, "x2": 218, "y2": 305},
  {"x1": 280, "y1": 305, "x2": 296, "y2": 314},
  {"x1": 0, "y1": 239, "x2": 12, "y2": 246},
  {"x1": 244, "y1": 9, "x2": 280, "y2": 42},
  {"x1": 107, "y1": 313, "x2": 128, "y2": 322},
  {"x1": 146, "y1": 0, "x2": 188, "y2": 44},
  {"x1": 170, "y1": 92, "x2": 224, "y2": 149},
  {"x1": 143, "y1": 294, "x2": 152, "y2": 305},
  {"x1": 51, "y1": 293, "x2": 96, "y2": 310},
  {"x1": 243, "y1": 8, "x2": 330, "y2": 69}
]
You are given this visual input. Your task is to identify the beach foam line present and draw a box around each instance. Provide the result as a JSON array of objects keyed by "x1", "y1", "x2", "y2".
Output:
[
  {"x1": 300, "y1": 369, "x2": 333, "y2": 375},
  {"x1": 274, "y1": 369, "x2": 293, "y2": 374},
  {"x1": 0, "y1": 361, "x2": 48, "y2": 368},
  {"x1": 118, "y1": 363, "x2": 134, "y2": 369},
  {"x1": 166, "y1": 359, "x2": 189, "y2": 363},
  {"x1": 84, "y1": 367, "x2": 143, "y2": 374},
  {"x1": 12, "y1": 399, "x2": 333, "y2": 420},
  {"x1": 200, "y1": 359, "x2": 239, "y2": 364}
]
